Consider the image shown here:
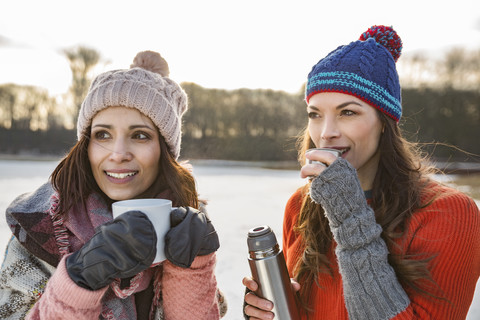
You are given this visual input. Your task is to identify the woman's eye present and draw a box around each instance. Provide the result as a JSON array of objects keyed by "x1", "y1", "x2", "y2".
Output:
[
  {"x1": 93, "y1": 130, "x2": 111, "y2": 140},
  {"x1": 308, "y1": 112, "x2": 319, "y2": 119},
  {"x1": 133, "y1": 131, "x2": 151, "y2": 140},
  {"x1": 341, "y1": 109, "x2": 356, "y2": 116}
]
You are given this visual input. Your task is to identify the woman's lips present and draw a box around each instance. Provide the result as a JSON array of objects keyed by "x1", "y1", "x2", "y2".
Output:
[
  {"x1": 104, "y1": 170, "x2": 138, "y2": 183},
  {"x1": 105, "y1": 171, "x2": 137, "y2": 179}
]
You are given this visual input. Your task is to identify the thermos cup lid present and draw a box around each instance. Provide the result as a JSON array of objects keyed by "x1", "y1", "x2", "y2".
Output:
[{"x1": 247, "y1": 226, "x2": 278, "y2": 251}]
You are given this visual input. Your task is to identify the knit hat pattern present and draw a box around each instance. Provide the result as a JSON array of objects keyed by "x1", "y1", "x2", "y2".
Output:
[
  {"x1": 77, "y1": 51, "x2": 187, "y2": 159},
  {"x1": 306, "y1": 25, "x2": 403, "y2": 121}
]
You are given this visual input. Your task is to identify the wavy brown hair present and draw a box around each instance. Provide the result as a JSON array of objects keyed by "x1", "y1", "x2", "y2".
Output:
[
  {"x1": 50, "y1": 127, "x2": 198, "y2": 218},
  {"x1": 293, "y1": 111, "x2": 439, "y2": 309}
]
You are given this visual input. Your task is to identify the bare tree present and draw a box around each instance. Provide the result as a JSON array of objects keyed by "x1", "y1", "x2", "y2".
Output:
[
  {"x1": 437, "y1": 47, "x2": 480, "y2": 90},
  {"x1": 64, "y1": 46, "x2": 101, "y2": 124},
  {"x1": 0, "y1": 84, "x2": 17, "y2": 128},
  {"x1": 398, "y1": 52, "x2": 437, "y2": 88},
  {"x1": 0, "y1": 84, "x2": 54, "y2": 130}
]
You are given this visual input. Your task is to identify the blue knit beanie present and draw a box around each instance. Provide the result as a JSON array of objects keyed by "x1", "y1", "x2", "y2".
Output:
[{"x1": 306, "y1": 25, "x2": 403, "y2": 122}]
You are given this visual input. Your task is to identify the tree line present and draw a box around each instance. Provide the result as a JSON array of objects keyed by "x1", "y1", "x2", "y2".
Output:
[{"x1": 0, "y1": 46, "x2": 479, "y2": 163}]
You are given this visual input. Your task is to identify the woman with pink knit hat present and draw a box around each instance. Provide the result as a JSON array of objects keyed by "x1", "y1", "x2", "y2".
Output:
[
  {"x1": 0, "y1": 51, "x2": 227, "y2": 319},
  {"x1": 243, "y1": 25, "x2": 479, "y2": 319}
]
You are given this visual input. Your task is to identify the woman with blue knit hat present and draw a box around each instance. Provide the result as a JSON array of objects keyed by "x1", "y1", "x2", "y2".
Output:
[
  {"x1": 0, "y1": 51, "x2": 227, "y2": 319},
  {"x1": 243, "y1": 25, "x2": 479, "y2": 319}
]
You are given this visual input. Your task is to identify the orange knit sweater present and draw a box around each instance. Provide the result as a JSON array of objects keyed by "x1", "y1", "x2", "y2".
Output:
[{"x1": 282, "y1": 181, "x2": 480, "y2": 319}]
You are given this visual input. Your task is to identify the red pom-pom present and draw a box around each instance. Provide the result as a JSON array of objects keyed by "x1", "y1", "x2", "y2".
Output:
[{"x1": 359, "y1": 25, "x2": 402, "y2": 62}]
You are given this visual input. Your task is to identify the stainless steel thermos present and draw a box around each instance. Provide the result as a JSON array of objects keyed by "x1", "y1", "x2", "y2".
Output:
[{"x1": 247, "y1": 225, "x2": 300, "y2": 320}]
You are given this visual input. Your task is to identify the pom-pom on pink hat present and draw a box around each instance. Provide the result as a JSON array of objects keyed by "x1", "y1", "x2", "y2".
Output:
[{"x1": 77, "y1": 51, "x2": 187, "y2": 159}]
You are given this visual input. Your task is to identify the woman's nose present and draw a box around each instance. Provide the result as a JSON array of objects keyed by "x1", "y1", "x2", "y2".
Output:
[
  {"x1": 109, "y1": 140, "x2": 133, "y2": 162},
  {"x1": 321, "y1": 118, "x2": 341, "y2": 141}
]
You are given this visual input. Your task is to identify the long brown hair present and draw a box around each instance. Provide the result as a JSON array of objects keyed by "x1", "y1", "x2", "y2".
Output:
[
  {"x1": 50, "y1": 127, "x2": 198, "y2": 218},
  {"x1": 293, "y1": 111, "x2": 438, "y2": 308}
]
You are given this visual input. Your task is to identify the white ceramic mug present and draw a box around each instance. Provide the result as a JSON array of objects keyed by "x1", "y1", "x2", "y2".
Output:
[{"x1": 112, "y1": 198, "x2": 173, "y2": 264}]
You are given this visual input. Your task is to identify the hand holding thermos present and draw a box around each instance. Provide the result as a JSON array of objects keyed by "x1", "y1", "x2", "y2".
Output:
[{"x1": 245, "y1": 226, "x2": 300, "y2": 320}]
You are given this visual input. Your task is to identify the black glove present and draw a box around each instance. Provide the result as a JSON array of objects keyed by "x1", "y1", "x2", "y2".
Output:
[
  {"x1": 164, "y1": 206, "x2": 220, "y2": 268},
  {"x1": 66, "y1": 210, "x2": 157, "y2": 291}
]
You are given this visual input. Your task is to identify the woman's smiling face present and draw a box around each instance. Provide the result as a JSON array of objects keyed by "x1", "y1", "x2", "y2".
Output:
[
  {"x1": 87, "y1": 106, "x2": 161, "y2": 201},
  {"x1": 307, "y1": 92, "x2": 384, "y2": 186}
]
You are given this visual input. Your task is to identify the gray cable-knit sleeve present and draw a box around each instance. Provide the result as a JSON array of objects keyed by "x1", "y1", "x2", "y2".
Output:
[{"x1": 310, "y1": 158, "x2": 410, "y2": 320}]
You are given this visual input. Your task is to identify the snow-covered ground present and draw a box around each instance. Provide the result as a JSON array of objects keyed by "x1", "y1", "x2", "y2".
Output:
[{"x1": 1, "y1": 159, "x2": 479, "y2": 319}]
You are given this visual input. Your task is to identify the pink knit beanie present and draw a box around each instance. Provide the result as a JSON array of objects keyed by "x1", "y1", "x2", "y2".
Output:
[{"x1": 77, "y1": 51, "x2": 188, "y2": 159}]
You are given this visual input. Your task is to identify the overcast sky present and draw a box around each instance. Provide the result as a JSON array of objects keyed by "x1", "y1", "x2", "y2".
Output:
[{"x1": 1, "y1": 0, "x2": 479, "y2": 95}]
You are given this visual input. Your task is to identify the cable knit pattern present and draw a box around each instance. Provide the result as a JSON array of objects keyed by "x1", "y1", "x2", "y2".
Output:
[
  {"x1": 387, "y1": 62, "x2": 398, "y2": 101},
  {"x1": 310, "y1": 158, "x2": 410, "y2": 319},
  {"x1": 162, "y1": 253, "x2": 220, "y2": 320},
  {"x1": 359, "y1": 41, "x2": 375, "y2": 79}
]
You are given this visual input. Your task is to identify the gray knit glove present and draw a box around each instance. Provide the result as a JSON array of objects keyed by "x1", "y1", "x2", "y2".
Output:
[{"x1": 310, "y1": 158, "x2": 410, "y2": 320}]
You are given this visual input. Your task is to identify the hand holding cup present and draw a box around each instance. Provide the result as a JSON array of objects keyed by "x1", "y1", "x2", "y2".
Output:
[
  {"x1": 301, "y1": 148, "x2": 344, "y2": 179},
  {"x1": 112, "y1": 198, "x2": 173, "y2": 264}
]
